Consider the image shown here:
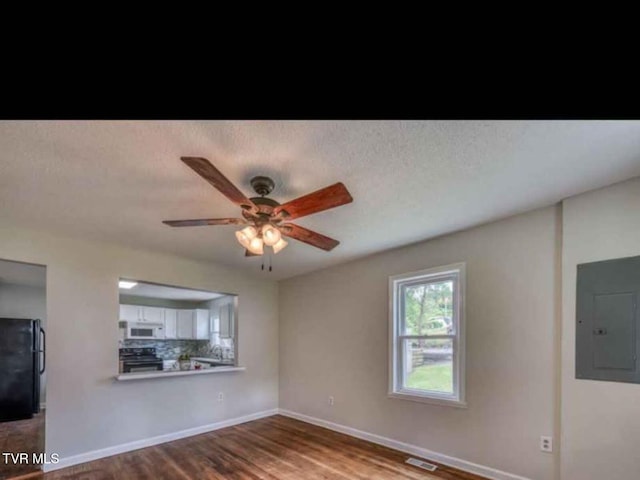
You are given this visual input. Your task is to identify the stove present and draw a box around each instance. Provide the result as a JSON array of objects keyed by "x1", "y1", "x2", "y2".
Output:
[{"x1": 119, "y1": 347, "x2": 163, "y2": 374}]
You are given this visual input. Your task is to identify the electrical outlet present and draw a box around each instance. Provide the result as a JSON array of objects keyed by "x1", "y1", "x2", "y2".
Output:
[
  {"x1": 328, "y1": 396, "x2": 334, "y2": 406},
  {"x1": 540, "y1": 435, "x2": 553, "y2": 453},
  {"x1": 218, "y1": 392, "x2": 224, "y2": 402}
]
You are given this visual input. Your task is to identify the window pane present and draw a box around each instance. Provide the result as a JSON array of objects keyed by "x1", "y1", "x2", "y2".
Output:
[
  {"x1": 402, "y1": 280, "x2": 454, "y2": 335},
  {"x1": 403, "y1": 338, "x2": 453, "y2": 394}
]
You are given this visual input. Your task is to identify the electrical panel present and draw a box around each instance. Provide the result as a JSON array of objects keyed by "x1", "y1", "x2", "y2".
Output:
[{"x1": 576, "y1": 255, "x2": 640, "y2": 383}]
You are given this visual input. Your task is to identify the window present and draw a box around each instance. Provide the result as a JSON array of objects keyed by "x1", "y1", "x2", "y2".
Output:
[{"x1": 389, "y1": 263, "x2": 465, "y2": 407}]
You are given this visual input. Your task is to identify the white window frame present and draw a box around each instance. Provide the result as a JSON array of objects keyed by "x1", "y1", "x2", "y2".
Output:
[{"x1": 388, "y1": 262, "x2": 466, "y2": 408}]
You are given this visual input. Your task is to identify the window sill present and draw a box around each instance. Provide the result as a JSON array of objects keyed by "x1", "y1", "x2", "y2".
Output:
[
  {"x1": 115, "y1": 366, "x2": 245, "y2": 381},
  {"x1": 388, "y1": 391, "x2": 467, "y2": 408}
]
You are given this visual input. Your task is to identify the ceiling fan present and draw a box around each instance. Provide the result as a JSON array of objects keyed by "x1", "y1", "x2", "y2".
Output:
[{"x1": 163, "y1": 157, "x2": 353, "y2": 257}]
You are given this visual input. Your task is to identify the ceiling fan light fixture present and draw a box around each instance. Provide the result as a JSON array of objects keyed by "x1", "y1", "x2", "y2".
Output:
[
  {"x1": 235, "y1": 226, "x2": 258, "y2": 249},
  {"x1": 247, "y1": 236, "x2": 264, "y2": 255},
  {"x1": 262, "y1": 225, "x2": 282, "y2": 246},
  {"x1": 272, "y1": 238, "x2": 288, "y2": 254},
  {"x1": 164, "y1": 158, "x2": 352, "y2": 261}
]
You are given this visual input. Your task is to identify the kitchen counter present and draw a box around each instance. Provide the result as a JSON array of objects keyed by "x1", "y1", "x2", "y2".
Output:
[
  {"x1": 115, "y1": 365, "x2": 245, "y2": 381},
  {"x1": 190, "y1": 357, "x2": 235, "y2": 366}
]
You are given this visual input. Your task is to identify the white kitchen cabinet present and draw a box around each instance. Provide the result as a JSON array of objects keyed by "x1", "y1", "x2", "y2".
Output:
[
  {"x1": 140, "y1": 306, "x2": 164, "y2": 324},
  {"x1": 164, "y1": 308, "x2": 178, "y2": 339},
  {"x1": 120, "y1": 305, "x2": 208, "y2": 340},
  {"x1": 219, "y1": 303, "x2": 234, "y2": 338},
  {"x1": 119, "y1": 304, "x2": 140, "y2": 322},
  {"x1": 195, "y1": 309, "x2": 210, "y2": 340},
  {"x1": 177, "y1": 309, "x2": 195, "y2": 339}
]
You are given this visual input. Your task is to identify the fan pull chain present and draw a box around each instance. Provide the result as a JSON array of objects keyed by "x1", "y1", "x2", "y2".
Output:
[{"x1": 260, "y1": 252, "x2": 273, "y2": 272}]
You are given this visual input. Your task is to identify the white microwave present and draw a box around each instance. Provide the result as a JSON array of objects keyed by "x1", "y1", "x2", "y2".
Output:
[{"x1": 123, "y1": 321, "x2": 164, "y2": 340}]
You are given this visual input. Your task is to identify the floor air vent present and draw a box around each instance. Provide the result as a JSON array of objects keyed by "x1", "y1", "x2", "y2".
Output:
[{"x1": 406, "y1": 457, "x2": 438, "y2": 472}]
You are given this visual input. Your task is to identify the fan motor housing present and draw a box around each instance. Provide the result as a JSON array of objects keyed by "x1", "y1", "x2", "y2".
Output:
[
  {"x1": 243, "y1": 195, "x2": 281, "y2": 222},
  {"x1": 243, "y1": 176, "x2": 281, "y2": 221}
]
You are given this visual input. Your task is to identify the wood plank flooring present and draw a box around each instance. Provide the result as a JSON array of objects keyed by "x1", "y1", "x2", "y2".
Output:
[
  {"x1": 38, "y1": 415, "x2": 487, "y2": 480},
  {"x1": 0, "y1": 412, "x2": 44, "y2": 480}
]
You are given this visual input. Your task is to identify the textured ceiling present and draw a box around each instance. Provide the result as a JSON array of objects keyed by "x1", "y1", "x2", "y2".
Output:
[{"x1": 1, "y1": 120, "x2": 640, "y2": 280}]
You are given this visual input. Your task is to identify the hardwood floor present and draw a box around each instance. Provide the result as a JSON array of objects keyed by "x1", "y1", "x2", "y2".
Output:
[
  {"x1": 0, "y1": 412, "x2": 44, "y2": 480},
  {"x1": 40, "y1": 415, "x2": 487, "y2": 480}
]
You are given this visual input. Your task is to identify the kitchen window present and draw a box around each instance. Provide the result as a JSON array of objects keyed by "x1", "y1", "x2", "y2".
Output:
[{"x1": 389, "y1": 263, "x2": 466, "y2": 407}]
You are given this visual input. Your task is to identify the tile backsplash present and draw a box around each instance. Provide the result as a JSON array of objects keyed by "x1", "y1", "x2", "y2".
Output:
[{"x1": 122, "y1": 339, "x2": 209, "y2": 360}]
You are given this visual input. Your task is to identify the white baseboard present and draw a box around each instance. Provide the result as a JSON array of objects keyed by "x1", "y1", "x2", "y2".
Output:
[
  {"x1": 42, "y1": 408, "x2": 279, "y2": 473},
  {"x1": 43, "y1": 407, "x2": 530, "y2": 480},
  {"x1": 278, "y1": 409, "x2": 531, "y2": 480}
]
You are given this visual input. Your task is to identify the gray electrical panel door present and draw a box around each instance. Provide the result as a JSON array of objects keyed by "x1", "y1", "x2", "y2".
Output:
[{"x1": 576, "y1": 255, "x2": 640, "y2": 383}]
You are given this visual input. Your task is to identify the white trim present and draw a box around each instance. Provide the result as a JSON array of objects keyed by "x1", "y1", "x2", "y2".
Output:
[
  {"x1": 387, "y1": 391, "x2": 467, "y2": 408},
  {"x1": 278, "y1": 409, "x2": 530, "y2": 480},
  {"x1": 41, "y1": 407, "x2": 529, "y2": 480},
  {"x1": 42, "y1": 408, "x2": 278, "y2": 472},
  {"x1": 388, "y1": 262, "x2": 466, "y2": 407},
  {"x1": 115, "y1": 366, "x2": 245, "y2": 381}
]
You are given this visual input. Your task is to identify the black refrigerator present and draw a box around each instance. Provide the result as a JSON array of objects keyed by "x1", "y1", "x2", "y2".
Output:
[{"x1": 0, "y1": 318, "x2": 45, "y2": 422}]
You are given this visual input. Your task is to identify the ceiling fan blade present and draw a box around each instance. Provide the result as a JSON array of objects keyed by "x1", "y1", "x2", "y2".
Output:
[
  {"x1": 281, "y1": 223, "x2": 340, "y2": 251},
  {"x1": 273, "y1": 182, "x2": 353, "y2": 220},
  {"x1": 163, "y1": 218, "x2": 247, "y2": 227},
  {"x1": 181, "y1": 157, "x2": 258, "y2": 214}
]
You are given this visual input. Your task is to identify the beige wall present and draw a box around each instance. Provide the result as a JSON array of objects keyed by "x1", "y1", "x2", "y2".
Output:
[
  {"x1": 561, "y1": 177, "x2": 640, "y2": 479},
  {"x1": 0, "y1": 224, "x2": 279, "y2": 460},
  {"x1": 279, "y1": 207, "x2": 559, "y2": 480},
  {"x1": 0, "y1": 283, "x2": 46, "y2": 321},
  {"x1": 6, "y1": 176, "x2": 640, "y2": 478}
]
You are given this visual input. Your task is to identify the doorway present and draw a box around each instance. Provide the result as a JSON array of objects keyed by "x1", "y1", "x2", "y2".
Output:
[{"x1": 0, "y1": 259, "x2": 46, "y2": 480}]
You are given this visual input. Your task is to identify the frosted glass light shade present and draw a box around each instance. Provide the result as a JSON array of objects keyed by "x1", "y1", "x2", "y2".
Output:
[
  {"x1": 247, "y1": 236, "x2": 264, "y2": 255},
  {"x1": 272, "y1": 238, "x2": 288, "y2": 254},
  {"x1": 235, "y1": 226, "x2": 258, "y2": 249},
  {"x1": 262, "y1": 225, "x2": 282, "y2": 246}
]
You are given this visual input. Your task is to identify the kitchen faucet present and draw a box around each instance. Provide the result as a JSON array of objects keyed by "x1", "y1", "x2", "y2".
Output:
[{"x1": 212, "y1": 344, "x2": 223, "y2": 361}]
